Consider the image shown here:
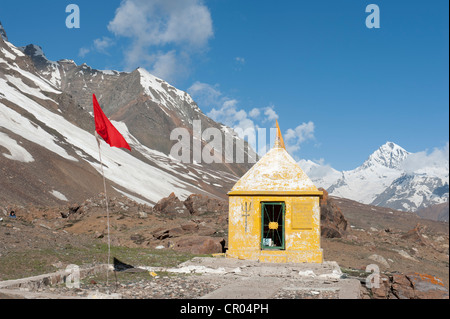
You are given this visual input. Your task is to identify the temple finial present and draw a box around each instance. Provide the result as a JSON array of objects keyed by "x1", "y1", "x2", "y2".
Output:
[{"x1": 274, "y1": 120, "x2": 286, "y2": 149}]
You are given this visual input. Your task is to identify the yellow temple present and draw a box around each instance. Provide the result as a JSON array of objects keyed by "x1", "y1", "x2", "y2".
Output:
[{"x1": 226, "y1": 121, "x2": 323, "y2": 263}]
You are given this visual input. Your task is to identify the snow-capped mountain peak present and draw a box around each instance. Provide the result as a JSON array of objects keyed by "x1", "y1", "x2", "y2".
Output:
[
  {"x1": 300, "y1": 141, "x2": 448, "y2": 214},
  {"x1": 361, "y1": 142, "x2": 410, "y2": 170},
  {"x1": 137, "y1": 67, "x2": 197, "y2": 108}
]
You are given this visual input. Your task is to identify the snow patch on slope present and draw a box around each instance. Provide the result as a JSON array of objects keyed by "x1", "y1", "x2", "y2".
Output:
[
  {"x1": 0, "y1": 132, "x2": 34, "y2": 163},
  {"x1": 0, "y1": 82, "x2": 77, "y2": 162},
  {"x1": 138, "y1": 68, "x2": 199, "y2": 112},
  {"x1": 0, "y1": 47, "x2": 15, "y2": 60},
  {"x1": 50, "y1": 190, "x2": 68, "y2": 201},
  {"x1": 5, "y1": 75, "x2": 56, "y2": 102},
  {"x1": 4, "y1": 40, "x2": 25, "y2": 57}
]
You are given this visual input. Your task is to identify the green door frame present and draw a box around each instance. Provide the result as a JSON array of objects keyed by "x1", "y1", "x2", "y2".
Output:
[{"x1": 261, "y1": 202, "x2": 285, "y2": 250}]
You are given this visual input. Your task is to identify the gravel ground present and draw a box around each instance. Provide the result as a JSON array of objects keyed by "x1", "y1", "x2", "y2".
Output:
[
  {"x1": 21, "y1": 274, "x2": 228, "y2": 299},
  {"x1": 15, "y1": 271, "x2": 343, "y2": 299},
  {"x1": 273, "y1": 287, "x2": 340, "y2": 299},
  {"x1": 4, "y1": 258, "x2": 357, "y2": 299}
]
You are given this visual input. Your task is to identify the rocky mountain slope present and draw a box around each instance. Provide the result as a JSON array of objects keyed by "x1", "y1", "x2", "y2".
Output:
[
  {"x1": 1, "y1": 190, "x2": 448, "y2": 298},
  {"x1": 301, "y1": 142, "x2": 449, "y2": 217},
  {"x1": 417, "y1": 202, "x2": 449, "y2": 222},
  {"x1": 0, "y1": 23, "x2": 254, "y2": 207}
]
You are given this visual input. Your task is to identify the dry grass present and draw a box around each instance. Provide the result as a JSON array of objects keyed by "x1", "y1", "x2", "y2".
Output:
[{"x1": 0, "y1": 242, "x2": 205, "y2": 281}]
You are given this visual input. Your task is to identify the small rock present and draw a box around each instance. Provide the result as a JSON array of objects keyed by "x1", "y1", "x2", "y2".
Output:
[
  {"x1": 138, "y1": 212, "x2": 148, "y2": 219},
  {"x1": 94, "y1": 231, "x2": 104, "y2": 239},
  {"x1": 87, "y1": 292, "x2": 122, "y2": 299},
  {"x1": 52, "y1": 261, "x2": 64, "y2": 269},
  {"x1": 298, "y1": 270, "x2": 316, "y2": 277},
  {"x1": 396, "y1": 249, "x2": 418, "y2": 262}
]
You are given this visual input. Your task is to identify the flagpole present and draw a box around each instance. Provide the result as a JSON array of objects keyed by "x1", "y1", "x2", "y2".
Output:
[
  {"x1": 92, "y1": 93, "x2": 130, "y2": 288},
  {"x1": 96, "y1": 132, "x2": 112, "y2": 286}
]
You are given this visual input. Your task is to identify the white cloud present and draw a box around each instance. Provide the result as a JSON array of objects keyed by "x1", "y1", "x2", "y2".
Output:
[
  {"x1": 188, "y1": 83, "x2": 269, "y2": 132},
  {"x1": 207, "y1": 99, "x2": 245, "y2": 129},
  {"x1": 188, "y1": 82, "x2": 259, "y2": 149},
  {"x1": 303, "y1": 159, "x2": 339, "y2": 179},
  {"x1": 401, "y1": 142, "x2": 449, "y2": 176},
  {"x1": 188, "y1": 81, "x2": 222, "y2": 109},
  {"x1": 150, "y1": 50, "x2": 189, "y2": 83},
  {"x1": 187, "y1": 81, "x2": 317, "y2": 158},
  {"x1": 78, "y1": 37, "x2": 114, "y2": 59},
  {"x1": 284, "y1": 121, "x2": 315, "y2": 153},
  {"x1": 233, "y1": 57, "x2": 246, "y2": 71},
  {"x1": 246, "y1": 106, "x2": 279, "y2": 123},
  {"x1": 107, "y1": 0, "x2": 213, "y2": 79},
  {"x1": 263, "y1": 106, "x2": 279, "y2": 122},
  {"x1": 78, "y1": 47, "x2": 90, "y2": 58},
  {"x1": 93, "y1": 36, "x2": 114, "y2": 53},
  {"x1": 249, "y1": 108, "x2": 260, "y2": 119},
  {"x1": 235, "y1": 57, "x2": 245, "y2": 64}
]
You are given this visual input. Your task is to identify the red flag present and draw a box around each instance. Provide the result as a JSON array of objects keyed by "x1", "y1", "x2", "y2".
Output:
[{"x1": 93, "y1": 94, "x2": 131, "y2": 151}]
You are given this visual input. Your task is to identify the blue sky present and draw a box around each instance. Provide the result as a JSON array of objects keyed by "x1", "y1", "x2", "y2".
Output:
[{"x1": 1, "y1": 0, "x2": 448, "y2": 171}]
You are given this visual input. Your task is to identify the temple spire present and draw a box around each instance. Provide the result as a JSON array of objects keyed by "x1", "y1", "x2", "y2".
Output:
[{"x1": 274, "y1": 120, "x2": 286, "y2": 149}]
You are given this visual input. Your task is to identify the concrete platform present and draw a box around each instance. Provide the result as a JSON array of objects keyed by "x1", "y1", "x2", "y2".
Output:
[
  {"x1": 0, "y1": 264, "x2": 109, "y2": 291},
  {"x1": 0, "y1": 258, "x2": 361, "y2": 299},
  {"x1": 179, "y1": 257, "x2": 361, "y2": 299}
]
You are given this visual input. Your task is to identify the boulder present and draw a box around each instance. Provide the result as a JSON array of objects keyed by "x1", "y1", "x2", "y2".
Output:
[
  {"x1": 93, "y1": 231, "x2": 104, "y2": 239},
  {"x1": 368, "y1": 273, "x2": 449, "y2": 299},
  {"x1": 407, "y1": 273, "x2": 449, "y2": 299},
  {"x1": 152, "y1": 222, "x2": 200, "y2": 240},
  {"x1": 319, "y1": 188, "x2": 348, "y2": 238},
  {"x1": 370, "y1": 274, "x2": 391, "y2": 299},
  {"x1": 153, "y1": 193, "x2": 190, "y2": 217},
  {"x1": 401, "y1": 224, "x2": 429, "y2": 246},
  {"x1": 152, "y1": 192, "x2": 228, "y2": 220},
  {"x1": 181, "y1": 221, "x2": 199, "y2": 232},
  {"x1": 68, "y1": 205, "x2": 81, "y2": 215},
  {"x1": 184, "y1": 194, "x2": 228, "y2": 216},
  {"x1": 391, "y1": 274, "x2": 416, "y2": 299},
  {"x1": 152, "y1": 228, "x2": 171, "y2": 240},
  {"x1": 172, "y1": 236, "x2": 225, "y2": 254}
]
